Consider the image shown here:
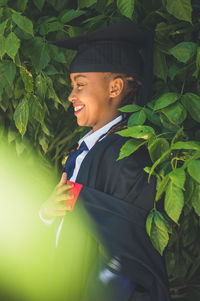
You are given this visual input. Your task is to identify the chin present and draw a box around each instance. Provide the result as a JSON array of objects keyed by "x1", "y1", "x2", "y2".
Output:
[{"x1": 77, "y1": 118, "x2": 86, "y2": 127}]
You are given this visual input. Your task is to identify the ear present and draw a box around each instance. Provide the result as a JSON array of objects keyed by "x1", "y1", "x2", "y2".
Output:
[{"x1": 109, "y1": 77, "x2": 124, "y2": 98}]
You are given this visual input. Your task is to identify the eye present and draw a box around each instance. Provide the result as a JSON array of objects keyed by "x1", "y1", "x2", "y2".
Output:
[
  {"x1": 70, "y1": 82, "x2": 85, "y2": 91},
  {"x1": 77, "y1": 83, "x2": 85, "y2": 89}
]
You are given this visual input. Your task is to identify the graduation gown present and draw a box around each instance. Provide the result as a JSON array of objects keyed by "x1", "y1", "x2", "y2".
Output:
[{"x1": 53, "y1": 133, "x2": 171, "y2": 301}]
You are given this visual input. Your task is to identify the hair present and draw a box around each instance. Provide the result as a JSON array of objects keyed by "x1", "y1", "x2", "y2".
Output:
[
  {"x1": 104, "y1": 72, "x2": 142, "y2": 106},
  {"x1": 102, "y1": 73, "x2": 142, "y2": 135},
  {"x1": 120, "y1": 74, "x2": 142, "y2": 106}
]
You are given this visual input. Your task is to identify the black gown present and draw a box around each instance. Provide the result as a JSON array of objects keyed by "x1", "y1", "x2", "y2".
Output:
[{"x1": 52, "y1": 133, "x2": 171, "y2": 301}]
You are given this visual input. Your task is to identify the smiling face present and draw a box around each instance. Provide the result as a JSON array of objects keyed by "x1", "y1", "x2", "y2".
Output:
[{"x1": 68, "y1": 72, "x2": 125, "y2": 132}]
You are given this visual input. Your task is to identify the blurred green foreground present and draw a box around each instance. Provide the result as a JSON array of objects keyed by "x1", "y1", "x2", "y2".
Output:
[{"x1": 0, "y1": 139, "x2": 97, "y2": 301}]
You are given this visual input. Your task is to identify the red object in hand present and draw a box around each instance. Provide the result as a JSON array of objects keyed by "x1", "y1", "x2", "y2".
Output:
[{"x1": 66, "y1": 180, "x2": 83, "y2": 211}]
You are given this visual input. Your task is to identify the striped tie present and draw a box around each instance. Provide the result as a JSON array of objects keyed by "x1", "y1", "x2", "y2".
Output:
[{"x1": 65, "y1": 141, "x2": 88, "y2": 179}]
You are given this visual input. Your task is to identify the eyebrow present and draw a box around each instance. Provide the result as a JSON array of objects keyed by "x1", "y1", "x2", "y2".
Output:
[{"x1": 74, "y1": 75, "x2": 87, "y2": 80}]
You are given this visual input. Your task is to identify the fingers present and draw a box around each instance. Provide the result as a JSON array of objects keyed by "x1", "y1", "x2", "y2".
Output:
[
  {"x1": 51, "y1": 203, "x2": 72, "y2": 216},
  {"x1": 43, "y1": 201, "x2": 72, "y2": 217},
  {"x1": 58, "y1": 172, "x2": 68, "y2": 186},
  {"x1": 54, "y1": 212, "x2": 67, "y2": 216},
  {"x1": 43, "y1": 173, "x2": 74, "y2": 217},
  {"x1": 56, "y1": 204, "x2": 72, "y2": 211},
  {"x1": 55, "y1": 193, "x2": 74, "y2": 202},
  {"x1": 56, "y1": 183, "x2": 74, "y2": 195}
]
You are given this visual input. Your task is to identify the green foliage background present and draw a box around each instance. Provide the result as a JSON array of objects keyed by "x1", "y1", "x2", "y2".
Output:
[{"x1": 0, "y1": 0, "x2": 200, "y2": 299}]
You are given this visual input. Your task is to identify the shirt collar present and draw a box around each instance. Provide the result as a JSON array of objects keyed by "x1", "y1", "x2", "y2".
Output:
[{"x1": 79, "y1": 115, "x2": 123, "y2": 150}]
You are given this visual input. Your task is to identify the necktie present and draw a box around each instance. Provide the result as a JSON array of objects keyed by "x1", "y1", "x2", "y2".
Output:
[{"x1": 65, "y1": 141, "x2": 88, "y2": 179}]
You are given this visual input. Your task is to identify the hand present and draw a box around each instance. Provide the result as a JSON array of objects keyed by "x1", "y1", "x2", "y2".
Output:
[{"x1": 43, "y1": 172, "x2": 74, "y2": 217}]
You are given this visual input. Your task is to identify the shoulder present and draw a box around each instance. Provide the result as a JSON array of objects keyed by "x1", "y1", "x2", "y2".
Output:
[{"x1": 98, "y1": 133, "x2": 151, "y2": 169}]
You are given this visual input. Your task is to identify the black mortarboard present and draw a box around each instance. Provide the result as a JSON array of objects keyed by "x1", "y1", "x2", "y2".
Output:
[{"x1": 50, "y1": 19, "x2": 154, "y2": 106}]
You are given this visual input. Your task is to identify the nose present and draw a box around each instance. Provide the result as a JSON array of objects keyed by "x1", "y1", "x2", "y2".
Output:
[{"x1": 68, "y1": 89, "x2": 77, "y2": 103}]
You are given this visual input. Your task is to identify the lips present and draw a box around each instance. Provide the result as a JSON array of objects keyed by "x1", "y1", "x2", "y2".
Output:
[{"x1": 73, "y1": 104, "x2": 85, "y2": 115}]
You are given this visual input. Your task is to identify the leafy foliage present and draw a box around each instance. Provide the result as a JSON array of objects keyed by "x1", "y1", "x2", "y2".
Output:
[{"x1": 0, "y1": 0, "x2": 200, "y2": 298}]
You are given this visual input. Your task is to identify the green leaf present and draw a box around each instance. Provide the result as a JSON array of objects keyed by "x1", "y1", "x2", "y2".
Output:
[
  {"x1": 146, "y1": 209, "x2": 171, "y2": 255},
  {"x1": 60, "y1": 9, "x2": 86, "y2": 23},
  {"x1": 78, "y1": 0, "x2": 97, "y2": 9},
  {"x1": 48, "y1": 44, "x2": 66, "y2": 63},
  {"x1": 32, "y1": 0, "x2": 45, "y2": 10},
  {"x1": 187, "y1": 160, "x2": 200, "y2": 184},
  {"x1": 5, "y1": 32, "x2": 20, "y2": 60},
  {"x1": 154, "y1": 93, "x2": 180, "y2": 111},
  {"x1": 169, "y1": 168, "x2": 186, "y2": 190},
  {"x1": 181, "y1": 211, "x2": 197, "y2": 246},
  {"x1": 12, "y1": 12, "x2": 34, "y2": 36},
  {"x1": 116, "y1": 125, "x2": 155, "y2": 139},
  {"x1": 41, "y1": 122, "x2": 53, "y2": 137},
  {"x1": 193, "y1": 47, "x2": 200, "y2": 78},
  {"x1": 117, "y1": 139, "x2": 146, "y2": 160},
  {"x1": 20, "y1": 67, "x2": 34, "y2": 93},
  {"x1": 146, "y1": 210, "x2": 154, "y2": 237},
  {"x1": 95, "y1": 0, "x2": 109, "y2": 11},
  {"x1": 161, "y1": 103, "x2": 187, "y2": 125},
  {"x1": 15, "y1": 138, "x2": 26, "y2": 156},
  {"x1": 13, "y1": 97, "x2": 29, "y2": 136},
  {"x1": 35, "y1": 74, "x2": 47, "y2": 100},
  {"x1": 153, "y1": 46, "x2": 168, "y2": 81},
  {"x1": 171, "y1": 141, "x2": 200, "y2": 151},
  {"x1": 118, "y1": 104, "x2": 142, "y2": 113},
  {"x1": 0, "y1": 8, "x2": 3, "y2": 19},
  {"x1": 14, "y1": 77, "x2": 24, "y2": 99},
  {"x1": 46, "y1": 76, "x2": 62, "y2": 104},
  {"x1": 150, "y1": 219, "x2": 169, "y2": 255},
  {"x1": 17, "y1": 0, "x2": 28, "y2": 11},
  {"x1": 191, "y1": 183, "x2": 200, "y2": 216},
  {"x1": 0, "y1": 19, "x2": 8, "y2": 35},
  {"x1": 39, "y1": 22, "x2": 48, "y2": 36},
  {"x1": 0, "y1": 0, "x2": 7, "y2": 6},
  {"x1": 30, "y1": 96, "x2": 44, "y2": 123},
  {"x1": 117, "y1": 0, "x2": 134, "y2": 19},
  {"x1": 181, "y1": 93, "x2": 200, "y2": 123},
  {"x1": 148, "y1": 138, "x2": 170, "y2": 163},
  {"x1": 39, "y1": 132, "x2": 49, "y2": 153},
  {"x1": 154, "y1": 210, "x2": 172, "y2": 234},
  {"x1": 144, "y1": 108, "x2": 161, "y2": 126},
  {"x1": 0, "y1": 35, "x2": 5, "y2": 59},
  {"x1": 171, "y1": 127, "x2": 184, "y2": 145},
  {"x1": 165, "y1": 182, "x2": 184, "y2": 223},
  {"x1": 26, "y1": 38, "x2": 50, "y2": 72},
  {"x1": 184, "y1": 175, "x2": 195, "y2": 205},
  {"x1": 44, "y1": 65, "x2": 59, "y2": 75},
  {"x1": 128, "y1": 110, "x2": 146, "y2": 126},
  {"x1": 68, "y1": 25, "x2": 85, "y2": 37},
  {"x1": 46, "y1": 21, "x2": 63, "y2": 34},
  {"x1": 168, "y1": 62, "x2": 180, "y2": 80},
  {"x1": 160, "y1": 113, "x2": 179, "y2": 131},
  {"x1": 148, "y1": 149, "x2": 171, "y2": 180},
  {"x1": 3, "y1": 60, "x2": 16, "y2": 87},
  {"x1": 0, "y1": 114, "x2": 4, "y2": 138},
  {"x1": 169, "y1": 42, "x2": 197, "y2": 63},
  {"x1": 155, "y1": 22, "x2": 183, "y2": 40},
  {"x1": 0, "y1": 63, "x2": 7, "y2": 93},
  {"x1": 166, "y1": 0, "x2": 192, "y2": 23},
  {"x1": 156, "y1": 175, "x2": 170, "y2": 201},
  {"x1": 7, "y1": 127, "x2": 18, "y2": 143}
]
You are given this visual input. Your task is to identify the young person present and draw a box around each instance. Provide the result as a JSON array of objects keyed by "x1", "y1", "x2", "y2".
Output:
[{"x1": 42, "y1": 19, "x2": 171, "y2": 301}]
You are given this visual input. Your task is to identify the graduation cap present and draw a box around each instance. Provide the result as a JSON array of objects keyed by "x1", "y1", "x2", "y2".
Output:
[{"x1": 50, "y1": 19, "x2": 154, "y2": 106}]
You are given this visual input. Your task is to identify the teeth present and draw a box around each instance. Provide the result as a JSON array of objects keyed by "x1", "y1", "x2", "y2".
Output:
[{"x1": 74, "y1": 105, "x2": 84, "y2": 112}]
